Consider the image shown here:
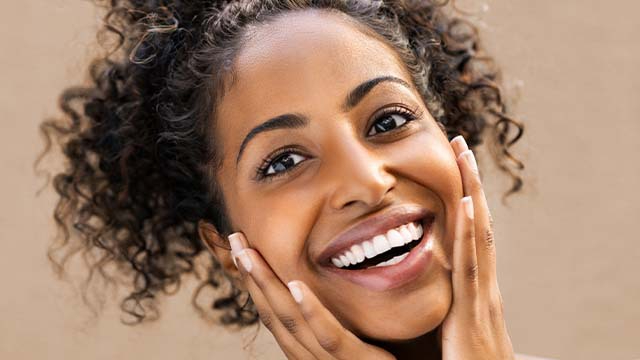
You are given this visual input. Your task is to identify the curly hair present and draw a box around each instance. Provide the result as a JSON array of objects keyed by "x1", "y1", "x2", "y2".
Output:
[{"x1": 36, "y1": 0, "x2": 524, "y2": 329}]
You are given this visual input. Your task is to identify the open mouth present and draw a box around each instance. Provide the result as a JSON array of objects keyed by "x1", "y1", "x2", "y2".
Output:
[
  {"x1": 340, "y1": 230, "x2": 425, "y2": 270},
  {"x1": 330, "y1": 214, "x2": 433, "y2": 271}
]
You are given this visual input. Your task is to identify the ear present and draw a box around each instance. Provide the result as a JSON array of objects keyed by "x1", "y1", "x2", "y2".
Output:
[{"x1": 197, "y1": 220, "x2": 244, "y2": 289}]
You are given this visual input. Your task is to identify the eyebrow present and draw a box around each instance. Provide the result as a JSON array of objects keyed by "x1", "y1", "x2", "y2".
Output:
[{"x1": 235, "y1": 75, "x2": 412, "y2": 167}]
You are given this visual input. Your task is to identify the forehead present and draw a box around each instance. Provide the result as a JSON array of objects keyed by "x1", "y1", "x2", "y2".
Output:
[{"x1": 215, "y1": 9, "x2": 413, "y2": 156}]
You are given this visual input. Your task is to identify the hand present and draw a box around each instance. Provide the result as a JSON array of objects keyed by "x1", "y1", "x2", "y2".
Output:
[
  {"x1": 227, "y1": 232, "x2": 395, "y2": 360},
  {"x1": 440, "y1": 135, "x2": 515, "y2": 359}
]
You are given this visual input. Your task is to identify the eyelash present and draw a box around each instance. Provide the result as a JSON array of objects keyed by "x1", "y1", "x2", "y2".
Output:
[{"x1": 253, "y1": 104, "x2": 422, "y2": 183}]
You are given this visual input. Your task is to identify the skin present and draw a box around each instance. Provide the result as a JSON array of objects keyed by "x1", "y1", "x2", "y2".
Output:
[{"x1": 198, "y1": 9, "x2": 514, "y2": 359}]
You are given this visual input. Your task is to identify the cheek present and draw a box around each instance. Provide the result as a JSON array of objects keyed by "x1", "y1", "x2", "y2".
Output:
[
  {"x1": 389, "y1": 129, "x2": 463, "y2": 257},
  {"x1": 232, "y1": 198, "x2": 312, "y2": 282},
  {"x1": 389, "y1": 129, "x2": 463, "y2": 201}
]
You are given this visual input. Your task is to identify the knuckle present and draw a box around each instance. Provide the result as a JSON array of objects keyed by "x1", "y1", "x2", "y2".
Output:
[
  {"x1": 259, "y1": 311, "x2": 275, "y2": 332},
  {"x1": 278, "y1": 314, "x2": 300, "y2": 335},
  {"x1": 317, "y1": 333, "x2": 343, "y2": 354},
  {"x1": 466, "y1": 225, "x2": 475, "y2": 239},
  {"x1": 466, "y1": 263, "x2": 479, "y2": 282},
  {"x1": 485, "y1": 227, "x2": 495, "y2": 251}
]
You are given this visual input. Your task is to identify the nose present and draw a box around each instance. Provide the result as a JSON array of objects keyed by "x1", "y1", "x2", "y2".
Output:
[{"x1": 327, "y1": 135, "x2": 397, "y2": 211}]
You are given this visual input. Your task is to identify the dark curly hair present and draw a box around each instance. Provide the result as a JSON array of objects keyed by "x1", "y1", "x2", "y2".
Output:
[{"x1": 36, "y1": 0, "x2": 524, "y2": 329}]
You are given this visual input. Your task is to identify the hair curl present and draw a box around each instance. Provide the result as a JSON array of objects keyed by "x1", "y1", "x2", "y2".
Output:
[{"x1": 36, "y1": 0, "x2": 525, "y2": 328}]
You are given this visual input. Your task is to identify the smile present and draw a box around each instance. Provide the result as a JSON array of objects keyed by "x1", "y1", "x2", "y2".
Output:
[
  {"x1": 324, "y1": 215, "x2": 436, "y2": 292},
  {"x1": 331, "y1": 220, "x2": 424, "y2": 270}
]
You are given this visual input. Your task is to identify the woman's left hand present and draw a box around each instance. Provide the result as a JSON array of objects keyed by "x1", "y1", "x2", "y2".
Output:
[{"x1": 439, "y1": 135, "x2": 515, "y2": 359}]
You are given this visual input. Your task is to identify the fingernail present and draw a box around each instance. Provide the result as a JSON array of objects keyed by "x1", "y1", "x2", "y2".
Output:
[
  {"x1": 287, "y1": 281, "x2": 303, "y2": 303},
  {"x1": 234, "y1": 249, "x2": 252, "y2": 273},
  {"x1": 228, "y1": 232, "x2": 245, "y2": 254},
  {"x1": 451, "y1": 135, "x2": 469, "y2": 152},
  {"x1": 462, "y1": 196, "x2": 474, "y2": 219},
  {"x1": 460, "y1": 150, "x2": 479, "y2": 174}
]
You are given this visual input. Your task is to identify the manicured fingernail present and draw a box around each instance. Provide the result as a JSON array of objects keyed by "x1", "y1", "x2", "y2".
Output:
[
  {"x1": 228, "y1": 232, "x2": 245, "y2": 254},
  {"x1": 451, "y1": 135, "x2": 469, "y2": 152},
  {"x1": 460, "y1": 149, "x2": 479, "y2": 174},
  {"x1": 462, "y1": 196, "x2": 474, "y2": 219},
  {"x1": 287, "y1": 281, "x2": 303, "y2": 303},
  {"x1": 234, "y1": 249, "x2": 252, "y2": 273}
]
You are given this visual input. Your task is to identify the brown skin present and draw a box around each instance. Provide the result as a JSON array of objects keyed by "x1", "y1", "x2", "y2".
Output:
[{"x1": 199, "y1": 10, "x2": 514, "y2": 359}]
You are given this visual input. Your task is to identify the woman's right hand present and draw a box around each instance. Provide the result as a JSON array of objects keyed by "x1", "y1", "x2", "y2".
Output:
[{"x1": 228, "y1": 232, "x2": 395, "y2": 360}]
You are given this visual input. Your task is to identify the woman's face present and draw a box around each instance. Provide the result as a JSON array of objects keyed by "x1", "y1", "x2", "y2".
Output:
[{"x1": 204, "y1": 9, "x2": 463, "y2": 341}]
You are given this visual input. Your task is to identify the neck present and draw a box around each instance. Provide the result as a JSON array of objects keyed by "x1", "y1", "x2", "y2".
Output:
[{"x1": 361, "y1": 325, "x2": 442, "y2": 360}]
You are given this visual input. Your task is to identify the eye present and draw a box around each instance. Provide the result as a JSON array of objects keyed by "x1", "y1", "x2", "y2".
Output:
[
  {"x1": 367, "y1": 106, "x2": 419, "y2": 136},
  {"x1": 264, "y1": 152, "x2": 306, "y2": 176},
  {"x1": 254, "y1": 146, "x2": 308, "y2": 182}
]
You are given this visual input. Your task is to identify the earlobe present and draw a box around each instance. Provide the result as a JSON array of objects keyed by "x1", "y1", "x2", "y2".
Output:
[{"x1": 197, "y1": 220, "x2": 244, "y2": 286}]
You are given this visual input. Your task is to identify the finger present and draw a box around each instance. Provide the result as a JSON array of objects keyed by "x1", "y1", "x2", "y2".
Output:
[
  {"x1": 244, "y1": 272, "x2": 316, "y2": 360},
  {"x1": 233, "y1": 244, "x2": 334, "y2": 359},
  {"x1": 288, "y1": 281, "x2": 395, "y2": 360},
  {"x1": 450, "y1": 136, "x2": 498, "y2": 289},
  {"x1": 229, "y1": 233, "x2": 319, "y2": 359},
  {"x1": 452, "y1": 196, "x2": 479, "y2": 313}
]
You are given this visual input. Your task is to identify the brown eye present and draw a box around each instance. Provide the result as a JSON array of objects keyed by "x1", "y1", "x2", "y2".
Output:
[
  {"x1": 367, "y1": 107, "x2": 418, "y2": 136},
  {"x1": 263, "y1": 153, "x2": 306, "y2": 176},
  {"x1": 254, "y1": 146, "x2": 309, "y2": 182}
]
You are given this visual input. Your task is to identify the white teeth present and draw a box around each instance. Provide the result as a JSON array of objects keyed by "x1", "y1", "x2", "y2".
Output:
[
  {"x1": 362, "y1": 240, "x2": 376, "y2": 259},
  {"x1": 372, "y1": 234, "x2": 391, "y2": 253},
  {"x1": 407, "y1": 222, "x2": 418, "y2": 239},
  {"x1": 386, "y1": 229, "x2": 405, "y2": 247},
  {"x1": 372, "y1": 252, "x2": 410, "y2": 268},
  {"x1": 350, "y1": 244, "x2": 366, "y2": 263},
  {"x1": 330, "y1": 220, "x2": 426, "y2": 268},
  {"x1": 345, "y1": 250, "x2": 357, "y2": 265},
  {"x1": 399, "y1": 225, "x2": 413, "y2": 244}
]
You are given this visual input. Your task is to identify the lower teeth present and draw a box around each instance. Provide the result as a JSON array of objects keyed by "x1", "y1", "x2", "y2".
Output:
[{"x1": 368, "y1": 252, "x2": 410, "y2": 268}]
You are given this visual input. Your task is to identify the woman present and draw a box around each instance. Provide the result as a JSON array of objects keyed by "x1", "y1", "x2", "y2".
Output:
[{"x1": 40, "y1": 0, "x2": 525, "y2": 358}]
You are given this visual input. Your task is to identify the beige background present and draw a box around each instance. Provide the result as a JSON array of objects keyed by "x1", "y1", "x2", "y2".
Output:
[{"x1": 1, "y1": 0, "x2": 639, "y2": 359}]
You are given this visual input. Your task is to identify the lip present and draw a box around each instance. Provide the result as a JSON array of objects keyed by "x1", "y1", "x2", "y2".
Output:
[
  {"x1": 323, "y1": 216, "x2": 435, "y2": 292},
  {"x1": 317, "y1": 204, "x2": 434, "y2": 266}
]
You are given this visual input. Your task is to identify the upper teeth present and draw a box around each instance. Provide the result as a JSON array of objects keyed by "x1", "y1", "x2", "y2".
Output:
[{"x1": 330, "y1": 221, "x2": 424, "y2": 268}]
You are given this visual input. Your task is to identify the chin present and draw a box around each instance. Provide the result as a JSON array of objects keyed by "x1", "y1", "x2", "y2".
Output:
[{"x1": 347, "y1": 284, "x2": 452, "y2": 342}]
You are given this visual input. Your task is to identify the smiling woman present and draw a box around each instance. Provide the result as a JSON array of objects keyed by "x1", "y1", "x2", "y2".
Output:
[{"x1": 38, "y1": 0, "x2": 525, "y2": 359}]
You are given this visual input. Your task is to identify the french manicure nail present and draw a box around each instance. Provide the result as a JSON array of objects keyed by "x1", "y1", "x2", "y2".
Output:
[
  {"x1": 287, "y1": 281, "x2": 303, "y2": 303},
  {"x1": 461, "y1": 150, "x2": 479, "y2": 174},
  {"x1": 462, "y1": 196, "x2": 474, "y2": 219},
  {"x1": 451, "y1": 135, "x2": 469, "y2": 152},
  {"x1": 235, "y1": 249, "x2": 252, "y2": 273},
  {"x1": 228, "y1": 232, "x2": 244, "y2": 254}
]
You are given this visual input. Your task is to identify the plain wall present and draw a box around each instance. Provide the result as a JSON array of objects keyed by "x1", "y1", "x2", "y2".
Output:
[{"x1": 1, "y1": 0, "x2": 638, "y2": 359}]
